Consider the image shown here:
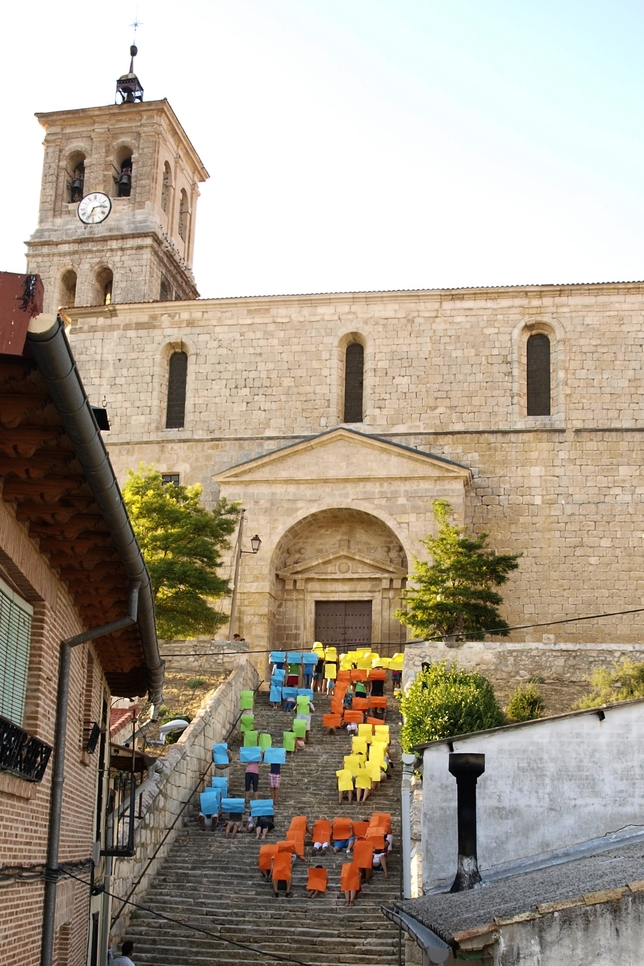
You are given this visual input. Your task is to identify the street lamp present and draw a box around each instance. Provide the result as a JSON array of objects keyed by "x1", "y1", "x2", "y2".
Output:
[{"x1": 228, "y1": 510, "x2": 261, "y2": 640}]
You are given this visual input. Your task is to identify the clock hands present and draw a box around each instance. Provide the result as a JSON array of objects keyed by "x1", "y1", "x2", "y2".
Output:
[{"x1": 77, "y1": 192, "x2": 112, "y2": 225}]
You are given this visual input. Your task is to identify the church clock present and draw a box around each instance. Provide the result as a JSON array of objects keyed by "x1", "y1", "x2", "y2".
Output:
[{"x1": 77, "y1": 192, "x2": 112, "y2": 225}]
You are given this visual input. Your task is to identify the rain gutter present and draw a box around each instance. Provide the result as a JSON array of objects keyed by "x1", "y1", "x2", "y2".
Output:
[
  {"x1": 382, "y1": 907, "x2": 451, "y2": 964},
  {"x1": 26, "y1": 313, "x2": 164, "y2": 966}
]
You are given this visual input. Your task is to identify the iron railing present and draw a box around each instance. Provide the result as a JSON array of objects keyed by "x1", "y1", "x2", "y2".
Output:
[{"x1": 0, "y1": 714, "x2": 52, "y2": 782}]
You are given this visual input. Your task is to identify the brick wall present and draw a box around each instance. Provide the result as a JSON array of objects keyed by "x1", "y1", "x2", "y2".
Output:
[{"x1": 0, "y1": 499, "x2": 108, "y2": 964}]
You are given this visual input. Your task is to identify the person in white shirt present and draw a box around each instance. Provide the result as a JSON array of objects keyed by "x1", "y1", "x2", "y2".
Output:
[{"x1": 111, "y1": 940, "x2": 135, "y2": 966}]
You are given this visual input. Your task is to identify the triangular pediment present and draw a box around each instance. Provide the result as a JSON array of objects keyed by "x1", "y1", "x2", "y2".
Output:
[
  {"x1": 214, "y1": 428, "x2": 471, "y2": 484},
  {"x1": 277, "y1": 548, "x2": 408, "y2": 580}
]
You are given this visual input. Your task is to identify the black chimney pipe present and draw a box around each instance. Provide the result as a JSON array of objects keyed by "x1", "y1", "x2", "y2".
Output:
[{"x1": 448, "y1": 752, "x2": 485, "y2": 892}]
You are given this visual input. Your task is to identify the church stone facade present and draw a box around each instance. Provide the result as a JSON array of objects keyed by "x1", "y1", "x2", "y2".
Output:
[
  {"x1": 64, "y1": 284, "x2": 644, "y2": 660},
  {"x1": 25, "y1": 79, "x2": 644, "y2": 667}
]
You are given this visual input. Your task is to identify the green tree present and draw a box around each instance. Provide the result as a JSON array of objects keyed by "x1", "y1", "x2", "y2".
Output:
[
  {"x1": 574, "y1": 659, "x2": 644, "y2": 710},
  {"x1": 123, "y1": 465, "x2": 239, "y2": 639},
  {"x1": 400, "y1": 662, "x2": 505, "y2": 750},
  {"x1": 394, "y1": 500, "x2": 520, "y2": 644}
]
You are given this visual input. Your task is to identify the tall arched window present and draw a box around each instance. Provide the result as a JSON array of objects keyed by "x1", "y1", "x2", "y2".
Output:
[
  {"x1": 95, "y1": 267, "x2": 113, "y2": 306},
  {"x1": 60, "y1": 270, "x2": 77, "y2": 308},
  {"x1": 527, "y1": 333, "x2": 551, "y2": 416},
  {"x1": 344, "y1": 342, "x2": 364, "y2": 423},
  {"x1": 161, "y1": 161, "x2": 172, "y2": 213},
  {"x1": 166, "y1": 351, "x2": 188, "y2": 428},
  {"x1": 178, "y1": 189, "x2": 189, "y2": 241}
]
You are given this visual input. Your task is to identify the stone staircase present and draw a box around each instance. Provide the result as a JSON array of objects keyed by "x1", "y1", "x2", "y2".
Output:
[{"x1": 126, "y1": 689, "x2": 405, "y2": 966}]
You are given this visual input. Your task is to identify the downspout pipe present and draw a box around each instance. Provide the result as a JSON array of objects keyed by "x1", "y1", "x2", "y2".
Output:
[
  {"x1": 41, "y1": 583, "x2": 140, "y2": 966},
  {"x1": 401, "y1": 752, "x2": 417, "y2": 899},
  {"x1": 26, "y1": 314, "x2": 163, "y2": 704}
]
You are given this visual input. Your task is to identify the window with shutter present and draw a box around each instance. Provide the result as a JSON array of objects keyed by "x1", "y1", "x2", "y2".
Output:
[{"x1": 0, "y1": 576, "x2": 33, "y2": 727}]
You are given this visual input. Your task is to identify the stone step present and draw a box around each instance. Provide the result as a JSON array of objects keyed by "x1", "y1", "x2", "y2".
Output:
[{"x1": 126, "y1": 689, "x2": 404, "y2": 966}]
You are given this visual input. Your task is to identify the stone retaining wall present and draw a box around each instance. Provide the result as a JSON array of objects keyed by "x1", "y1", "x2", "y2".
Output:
[
  {"x1": 109, "y1": 658, "x2": 258, "y2": 942},
  {"x1": 161, "y1": 638, "x2": 251, "y2": 677},
  {"x1": 403, "y1": 639, "x2": 644, "y2": 706}
]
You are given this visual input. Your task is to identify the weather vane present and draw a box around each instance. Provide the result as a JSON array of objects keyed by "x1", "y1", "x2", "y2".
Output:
[{"x1": 130, "y1": 16, "x2": 143, "y2": 43}]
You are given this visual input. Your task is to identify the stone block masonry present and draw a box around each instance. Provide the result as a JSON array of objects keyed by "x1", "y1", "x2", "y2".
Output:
[
  {"x1": 403, "y1": 640, "x2": 644, "y2": 712},
  {"x1": 65, "y1": 282, "x2": 644, "y2": 655}
]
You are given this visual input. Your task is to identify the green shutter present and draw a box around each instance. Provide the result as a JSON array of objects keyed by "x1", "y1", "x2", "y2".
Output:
[{"x1": 0, "y1": 577, "x2": 33, "y2": 726}]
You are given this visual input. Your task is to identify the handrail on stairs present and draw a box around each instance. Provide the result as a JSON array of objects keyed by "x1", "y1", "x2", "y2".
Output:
[{"x1": 110, "y1": 676, "x2": 264, "y2": 928}]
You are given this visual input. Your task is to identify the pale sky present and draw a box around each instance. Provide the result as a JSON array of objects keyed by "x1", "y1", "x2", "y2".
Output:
[{"x1": 4, "y1": 1, "x2": 644, "y2": 297}]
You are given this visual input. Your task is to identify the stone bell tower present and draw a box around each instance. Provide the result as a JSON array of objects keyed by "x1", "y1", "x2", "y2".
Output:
[{"x1": 26, "y1": 46, "x2": 209, "y2": 315}]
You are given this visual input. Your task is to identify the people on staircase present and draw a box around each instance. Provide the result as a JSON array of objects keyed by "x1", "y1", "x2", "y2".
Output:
[
  {"x1": 198, "y1": 809, "x2": 218, "y2": 832},
  {"x1": 286, "y1": 661, "x2": 300, "y2": 688},
  {"x1": 372, "y1": 846, "x2": 389, "y2": 877},
  {"x1": 255, "y1": 814, "x2": 275, "y2": 839},
  {"x1": 224, "y1": 810, "x2": 243, "y2": 838},
  {"x1": 311, "y1": 817, "x2": 332, "y2": 854},
  {"x1": 340, "y1": 862, "x2": 361, "y2": 907},
  {"x1": 271, "y1": 851, "x2": 293, "y2": 898},
  {"x1": 306, "y1": 865, "x2": 328, "y2": 898},
  {"x1": 244, "y1": 760, "x2": 260, "y2": 805},
  {"x1": 296, "y1": 693, "x2": 315, "y2": 744},
  {"x1": 313, "y1": 653, "x2": 325, "y2": 692},
  {"x1": 332, "y1": 817, "x2": 354, "y2": 853},
  {"x1": 269, "y1": 760, "x2": 282, "y2": 803}
]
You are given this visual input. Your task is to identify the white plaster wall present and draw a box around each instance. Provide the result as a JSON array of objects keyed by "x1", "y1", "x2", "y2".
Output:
[
  {"x1": 496, "y1": 893, "x2": 644, "y2": 966},
  {"x1": 420, "y1": 700, "x2": 644, "y2": 892}
]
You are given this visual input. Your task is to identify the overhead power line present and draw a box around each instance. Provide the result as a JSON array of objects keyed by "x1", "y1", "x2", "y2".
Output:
[
  {"x1": 159, "y1": 604, "x2": 644, "y2": 659},
  {"x1": 63, "y1": 868, "x2": 320, "y2": 966}
]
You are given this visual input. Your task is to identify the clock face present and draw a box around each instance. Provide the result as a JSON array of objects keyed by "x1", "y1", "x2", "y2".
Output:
[{"x1": 78, "y1": 192, "x2": 112, "y2": 225}]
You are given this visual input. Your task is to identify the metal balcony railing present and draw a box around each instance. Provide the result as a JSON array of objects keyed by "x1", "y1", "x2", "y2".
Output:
[{"x1": 0, "y1": 714, "x2": 52, "y2": 782}]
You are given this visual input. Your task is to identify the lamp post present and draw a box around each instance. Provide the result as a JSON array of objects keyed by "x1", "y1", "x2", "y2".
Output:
[{"x1": 228, "y1": 508, "x2": 261, "y2": 639}]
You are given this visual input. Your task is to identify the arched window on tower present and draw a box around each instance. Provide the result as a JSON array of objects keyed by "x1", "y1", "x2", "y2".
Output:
[
  {"x1": 526, "y1": 333, "x2": 551, "y2": 416},
  {"x1": 95, "y1": 267, "x2": 113, "y2": 306},
  {"x1": 161, "y1": 162, "x2": 172, "y2": 214},
  {"x1": 344, "y1": 342, "x2": 364, "y2": 423},
  {"x1": 178, "y1": 189, "x2": 189, "y2": 241},
  {"x1": 166, "y1": 351, "x2": 188, "y2": 429},
  {"x1": 60, "y1": 270, "x2": 77, "y2": 308},
  {"x1": 117, "y1": 157, "x2": 133, "y2": 198},
  {"x1": 68, "y1": 159, "x2": 85, "y2": 204}
]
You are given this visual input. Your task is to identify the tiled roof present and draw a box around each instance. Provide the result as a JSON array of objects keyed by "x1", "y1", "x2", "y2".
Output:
[{"x1": 395, "y1": 840, "x2": 644, "y2": 945}]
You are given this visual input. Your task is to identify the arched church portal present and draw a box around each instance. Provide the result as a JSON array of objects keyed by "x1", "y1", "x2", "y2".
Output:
[{"x1": 269, "y1": 508, "x2": 408, "y2": 654}]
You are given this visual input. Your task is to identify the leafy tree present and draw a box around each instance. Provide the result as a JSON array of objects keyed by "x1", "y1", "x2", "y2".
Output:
[
  {"x1": 400, "y1": 662, "x2": 505, "y2": 751},
  {"x1": 123, "y1": 465, "x2": 239, "y2": 639},
  {"x1": 505, "y1": 682, "x2": 545, "y2": 722},
  {"x1": 574, "y1": 659, "x2": 644, "y2": 710},
  {"x1": 394, "y1": 500, "x2": 520, "y2": 644}
]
